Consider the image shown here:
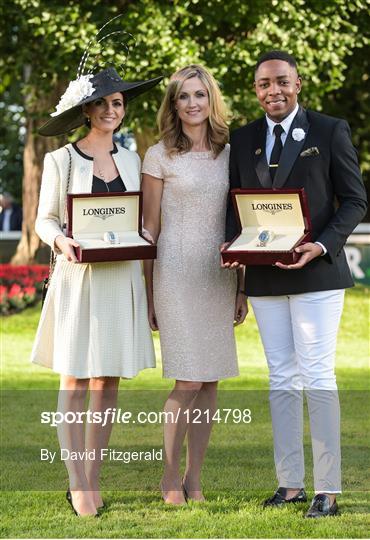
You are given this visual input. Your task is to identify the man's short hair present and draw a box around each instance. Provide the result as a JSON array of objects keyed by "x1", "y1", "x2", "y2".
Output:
[{"x1": 255, "y1": 50, "x2": 298, "y2": 74}]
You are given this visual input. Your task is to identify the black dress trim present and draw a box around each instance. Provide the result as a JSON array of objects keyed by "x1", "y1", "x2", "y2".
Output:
[{"x1": 72, "y1": 141, "x2": 118, "y2": 160}]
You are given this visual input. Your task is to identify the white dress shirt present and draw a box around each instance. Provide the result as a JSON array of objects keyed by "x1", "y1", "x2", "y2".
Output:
[
  {"x1": 1, "y1": 208, "x2": 12, "y2": 232},
  {"x1": 265, "y1": 104, "x2": 299, "y2": 163},
  {"x1": 264, "y1": 104, "x2": 326, "y2": 255}
]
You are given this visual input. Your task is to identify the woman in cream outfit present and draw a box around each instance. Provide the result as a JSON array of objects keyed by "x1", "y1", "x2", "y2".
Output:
[
  {"x1": 143, "y1": 65, "x2": 247, "y2": 505},
  {"x1": 32, "y1": 142, "x2": 154, "y2": 378},
  {"x1": 31, "y1": 66, "x2": 161, "y2": 516}
]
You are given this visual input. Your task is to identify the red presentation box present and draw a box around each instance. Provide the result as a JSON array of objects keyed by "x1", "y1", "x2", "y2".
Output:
[
  {"x1": 221, "y1": 188, "x2": 312, "y2": 265},
  {"x1": 66, "y1": 192, "x2": 157, "y2": 263}
]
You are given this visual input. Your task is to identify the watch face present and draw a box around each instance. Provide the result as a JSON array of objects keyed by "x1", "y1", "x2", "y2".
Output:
[
  {"x1": 104, "y1": 231, "x2": 120, "y2": 244},
  {"x1": 258, "y1": 231, "x2": 269, "y2": 243}
]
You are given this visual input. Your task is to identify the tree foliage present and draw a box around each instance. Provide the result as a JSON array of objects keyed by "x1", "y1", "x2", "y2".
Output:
[
  {"x1": 0, "y1": 0, "x2": 369, "y2": 261},
  {"x1": 0, "y1": 86, "x2": 24, "y2": 200},
  {"x1": 2, "y1": 0, "x2": 369, "y2": 128}
]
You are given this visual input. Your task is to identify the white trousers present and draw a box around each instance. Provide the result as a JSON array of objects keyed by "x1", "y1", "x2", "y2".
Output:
[{"x1": 250, "y1": 289, "x2": 345, "y2": 493}]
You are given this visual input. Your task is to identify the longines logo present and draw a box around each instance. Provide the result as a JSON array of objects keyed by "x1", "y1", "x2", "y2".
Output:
[
  {"x1": 251, "y1": 202, "x2": 293, "y2": 215},
  {"x1": 82, "y1": 207, "x2": 126, "y2": 221}
]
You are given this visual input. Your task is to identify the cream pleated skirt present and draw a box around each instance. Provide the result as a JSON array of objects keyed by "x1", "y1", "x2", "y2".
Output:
[{"x1": 31, "y1": 258, "x2": 155, "y2": 378}]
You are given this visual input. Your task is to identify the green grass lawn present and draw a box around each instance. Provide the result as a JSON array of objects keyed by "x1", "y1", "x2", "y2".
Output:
[{"x1": 1, "y1": 287, "x2": 369, "y2": 538}]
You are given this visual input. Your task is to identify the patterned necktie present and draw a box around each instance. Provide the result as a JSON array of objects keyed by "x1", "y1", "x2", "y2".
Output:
[{"x1": 269, "y1": 124, "x2": 284, "y2": 181}]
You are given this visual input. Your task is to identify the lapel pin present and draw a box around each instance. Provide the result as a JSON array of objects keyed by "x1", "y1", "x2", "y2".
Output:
[{"x1": 255, "y1": 148, "x2": 262, "y2": 155}]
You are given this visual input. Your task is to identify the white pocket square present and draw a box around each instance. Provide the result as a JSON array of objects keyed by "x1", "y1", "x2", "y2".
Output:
[{"x1": 300, "y1": 146, "x2": 320, "y2": 157}]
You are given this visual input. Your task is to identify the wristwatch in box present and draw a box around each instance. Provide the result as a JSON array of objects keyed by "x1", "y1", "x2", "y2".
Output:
[
  {"x1": 221, "y1": 188, "x2": 312, "y2": 265},
  {"x1": 66, "y1": 191, "x2": 156, "y2": 263}
]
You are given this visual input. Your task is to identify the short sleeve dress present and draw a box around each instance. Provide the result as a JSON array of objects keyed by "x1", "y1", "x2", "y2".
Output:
[
  {"x1": 142, "y1": 141, "x2": 238, "y2": 381},
  {"x1": 31, "y1": 143, "x2": 155, "y2": 379}
]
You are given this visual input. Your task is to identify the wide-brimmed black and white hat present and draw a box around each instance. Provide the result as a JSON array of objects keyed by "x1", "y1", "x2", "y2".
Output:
[
  {"x1": 38, "y1": 15, "x2": 163, "y2": 136},
  {"x1": 39, "y1": 67, "x2": 162, "y2": 136}
]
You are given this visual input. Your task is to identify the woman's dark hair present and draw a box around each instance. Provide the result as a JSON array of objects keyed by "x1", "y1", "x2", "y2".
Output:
[{"x1": 255, "y1": 50, "x2": 298, "y2": 73}]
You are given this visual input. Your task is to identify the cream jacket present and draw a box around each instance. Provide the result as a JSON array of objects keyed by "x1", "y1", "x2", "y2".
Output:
[{"x1": 35, "y1": 143, "x2": 141, "y2": 249}]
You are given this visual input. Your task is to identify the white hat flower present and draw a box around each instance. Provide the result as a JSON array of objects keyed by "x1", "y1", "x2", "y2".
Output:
[
  {"x1": 50, "y1": 75, "x2": 95, "y2": 117},
  {"x1": 292, "y1": 128, "x2": 306, "y2": 141}
]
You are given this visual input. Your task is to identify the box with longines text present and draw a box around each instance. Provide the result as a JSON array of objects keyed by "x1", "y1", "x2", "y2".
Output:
[
  {"x1": 221, "y1": 189, "x2": 312, "y2": 265},
  {"x1": 66, "y1": 192, "x2": 156, "y2": 263}
]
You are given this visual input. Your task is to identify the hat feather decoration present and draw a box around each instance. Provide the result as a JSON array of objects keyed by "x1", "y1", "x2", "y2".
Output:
[{"x1": 76, "y1": 14, "x2": 135, "y2": 79}]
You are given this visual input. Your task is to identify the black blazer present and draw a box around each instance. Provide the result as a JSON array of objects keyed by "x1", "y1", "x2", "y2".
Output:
[
  {"x1": 0, "y1": 203, "x2": 23, "y2": 231},
  {"x1": 226, "y1": 107, "x2": 367, "y2": 296}
]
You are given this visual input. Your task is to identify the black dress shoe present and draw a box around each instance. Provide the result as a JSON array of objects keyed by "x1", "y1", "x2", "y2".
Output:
[
  {"x1": 66, "y1": 488, "x2": 99, "y2": 517},
  {"x1": 181, "y1": 479, "x2": 189, "y2": 503},
  {"x1": 263, "y1": 487, "x2": 307, "y2": 508},
  {"x1": 305, "y1": 494, "x2": 338, "y2": 518},
  {"x1": 66, "y1": 488, "x2": 80, "y2": 516}
]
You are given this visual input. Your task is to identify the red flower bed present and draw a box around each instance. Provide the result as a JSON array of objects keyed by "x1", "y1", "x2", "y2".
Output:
[{"x1": 0, "y1": 264, "x2": 48, "y2": 315}]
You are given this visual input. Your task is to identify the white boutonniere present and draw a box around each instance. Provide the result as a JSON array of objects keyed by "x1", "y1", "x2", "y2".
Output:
[
  {"x1": 292, "y1": 128, "x2": 306, "y2": 141},
  {"x1": 50, "y1": 75, "x2": 95, "y2": 117}
]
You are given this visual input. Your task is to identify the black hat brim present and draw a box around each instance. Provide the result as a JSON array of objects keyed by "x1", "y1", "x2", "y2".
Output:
[{"x1": 39, "y1": 75, "x2": 163, "y2": 137}]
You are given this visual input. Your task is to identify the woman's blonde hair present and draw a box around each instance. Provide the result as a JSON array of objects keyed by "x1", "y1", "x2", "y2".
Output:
[{"x1": 157, "y1": 64, "x2": 229, "y2": 158}]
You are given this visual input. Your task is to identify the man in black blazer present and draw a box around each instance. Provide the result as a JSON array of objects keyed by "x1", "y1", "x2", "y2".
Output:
[{"x1": 225, "y1": 51, "x2": 367, "y2": 517}]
